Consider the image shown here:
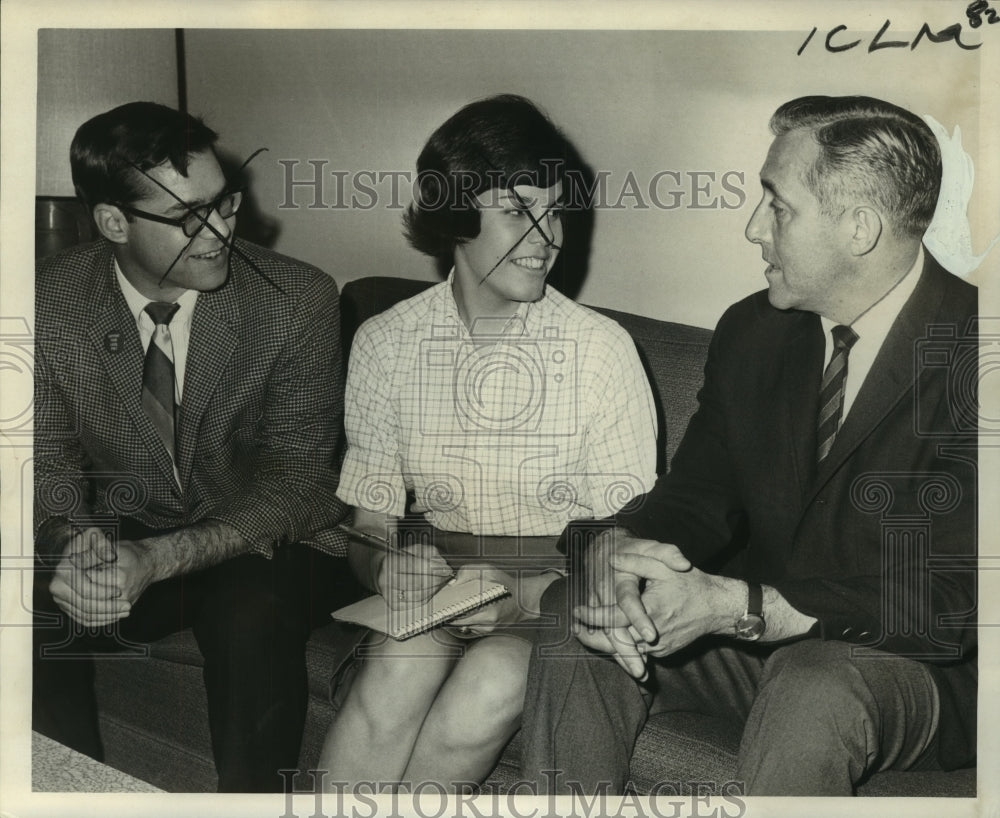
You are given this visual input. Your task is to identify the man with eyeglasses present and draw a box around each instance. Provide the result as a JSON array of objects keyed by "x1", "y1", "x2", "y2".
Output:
[{"x1": 32, "y1": 101, "x2": 356, "y2": 792}]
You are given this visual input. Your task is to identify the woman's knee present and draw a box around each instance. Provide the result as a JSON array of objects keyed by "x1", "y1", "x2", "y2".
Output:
[
  {"x1": 347, "y1": 648, "x2": 453, "y2": 730},
  {"x1": 450, "y1": 637, "x2": 531, "y2": 729}
]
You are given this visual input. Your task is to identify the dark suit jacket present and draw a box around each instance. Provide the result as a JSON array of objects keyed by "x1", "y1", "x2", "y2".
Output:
[
  {"x1": 34, "y1": 239, "x2": 349, "y2": 556},
  {"x1": 618, "y1": 255, "x2": 977, "y2": 769}
]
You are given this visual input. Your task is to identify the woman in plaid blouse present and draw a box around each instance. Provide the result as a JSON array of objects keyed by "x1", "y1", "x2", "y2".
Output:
[{"x1": 320, "y1": 95, "x2": 658, "y2": 790}]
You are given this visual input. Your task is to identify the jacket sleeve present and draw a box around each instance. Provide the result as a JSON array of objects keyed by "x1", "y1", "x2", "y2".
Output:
[
  {"x1": 206, "y1": 272, "x2": 349, "y2": 556},
  {"x1": 616, "y1": 307, "x2": 747, "y2": 569},
  {"x1": 33, "y1": 330, "x2": 94, "y2": 550}
]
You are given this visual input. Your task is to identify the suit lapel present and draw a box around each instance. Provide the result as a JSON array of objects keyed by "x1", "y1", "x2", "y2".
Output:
[
  {"x1": 810, "y1": 256, "x2": 948, "y2": 494},
  {"x1": 84, "y1": 248, "x2": 180, "y2": 486},
  {"x1": 176, "y1": 274, "x2": 239, "y2": 486}
]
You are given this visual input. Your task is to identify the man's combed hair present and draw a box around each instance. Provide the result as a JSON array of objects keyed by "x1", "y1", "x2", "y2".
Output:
[
  {"x1": 770, "y1": 95, "x2": 941, "y2": 238},
  {"x1": 71, "y1": 101, "x2": 219, "y2": 211},
  {"x1": 404, "y1": 94, "x2": 571, "y2": 261}
]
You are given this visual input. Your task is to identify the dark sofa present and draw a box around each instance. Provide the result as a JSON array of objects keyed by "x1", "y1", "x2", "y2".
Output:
[{"x1": 90, "y1": 275, "x2": 976, "y2": 796}]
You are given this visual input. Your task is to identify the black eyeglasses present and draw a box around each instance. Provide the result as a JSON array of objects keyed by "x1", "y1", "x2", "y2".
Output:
[{"x1": 116, "y1": 189, "x2": 243, "y2": 238}]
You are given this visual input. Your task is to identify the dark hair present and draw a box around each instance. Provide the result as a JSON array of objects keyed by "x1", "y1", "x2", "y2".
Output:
[
  {"x1": 70, "y1": 101, "x2": 219, "y2": 212},
  {"x1": 770, "y1": 95, "x2": 941, "y2": 239},
  {"x1": 403, "y1": 94, "x2": 571, "y2": 260}
]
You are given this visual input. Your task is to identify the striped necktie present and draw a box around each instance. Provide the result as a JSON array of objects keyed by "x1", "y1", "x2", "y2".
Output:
[
  {"x1": 817, "y1": 324, "x2": 859, "y2": 463},
  {"x1": 142, "y1": 301, "x2": 180, "y2": 461}
]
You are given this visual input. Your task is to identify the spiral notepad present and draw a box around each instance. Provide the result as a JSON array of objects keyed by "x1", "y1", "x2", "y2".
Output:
[{"x1": 331, "y1": 578, "x2": 510, "y2": 640}]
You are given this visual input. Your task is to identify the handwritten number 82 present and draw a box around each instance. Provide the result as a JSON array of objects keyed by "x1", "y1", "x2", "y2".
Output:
[{"x1": 967, "y1": 1, "x2": 999, "y2": 28}]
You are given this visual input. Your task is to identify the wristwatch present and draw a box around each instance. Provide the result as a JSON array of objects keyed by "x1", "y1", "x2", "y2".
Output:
[{"x1": 734, "y1": 581, "x2": 766, "y2": 641}]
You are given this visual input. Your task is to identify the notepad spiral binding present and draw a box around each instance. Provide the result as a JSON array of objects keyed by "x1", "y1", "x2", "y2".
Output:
[{"x1": 392, "y1": 583, "x2": 510, "y2": 639}]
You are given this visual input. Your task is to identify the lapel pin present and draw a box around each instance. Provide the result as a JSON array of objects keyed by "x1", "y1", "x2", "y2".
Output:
[{"x1": 104, "y1": 331, "x2": 122, "y2": 353}]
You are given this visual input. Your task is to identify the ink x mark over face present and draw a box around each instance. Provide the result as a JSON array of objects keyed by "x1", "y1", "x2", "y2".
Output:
[
  {"x1": 452, "y1": 182, "x2": 564, "y2": 327},
  {"x1": 113, "y1": 150, "x2": 236, "y2": 301}
]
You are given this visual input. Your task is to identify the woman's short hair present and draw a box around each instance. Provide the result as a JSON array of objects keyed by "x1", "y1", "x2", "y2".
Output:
[
  {"x1": 404, "y1": 94, "x2": 571, "y2": 260},
  {"x1": 71, "y1": 101, "x2": 219, "y2": 212},
  {"x1": 770, "y1": 95, "x2": 941, "y2": 238}
]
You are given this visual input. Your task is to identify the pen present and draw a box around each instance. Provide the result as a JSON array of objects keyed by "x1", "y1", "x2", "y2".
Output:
[
  {"x1": 337, "y1": 523, "x2": 456, "y2": 582},
  {"x1": 337, "y1": 522, "x2": 394, "y2": 554}
]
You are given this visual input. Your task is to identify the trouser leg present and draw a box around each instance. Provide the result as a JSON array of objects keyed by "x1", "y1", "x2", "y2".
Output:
[
  {"x1": 298, "y1": 545, "x2": 365, "y2": 630},
  {"x1": 519, "y1": 577, "x2": 649, "y2": 794},
  {"x1": 31, "y1": 564, "x2": 104, "y2": 760},
  {"x1": 648, "y1": 640, "x2": 767, "y2": 725},
  {"x1": 736, "y1": 640, "x2": 940, "y2": 795},
  {"x1": 191, "y1": 545, "x2": 315, "y2": 793},
  {"x1": 31, "y1": 547, "x2": 195, "y2": 761}
]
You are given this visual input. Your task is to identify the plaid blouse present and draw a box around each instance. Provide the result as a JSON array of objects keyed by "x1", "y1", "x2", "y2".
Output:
[{"x1": 338, "y1": 277, "x2": 657, "y2": 536}]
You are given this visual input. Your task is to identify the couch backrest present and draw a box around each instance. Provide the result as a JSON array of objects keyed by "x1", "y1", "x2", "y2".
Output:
[{"x1": 339, "y1": 276, "x2": 712, "y2": 473}]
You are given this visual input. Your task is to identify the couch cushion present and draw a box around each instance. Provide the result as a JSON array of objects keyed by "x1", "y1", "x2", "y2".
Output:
[
  {"x1": 630, "y1": 711, "x2": 739, "y2": 794},
  {"x1": 99, "y1": 714, "x2": 217, "y2": 793},
  {"x1": 306, "y1": 620, "x2": 367, "y2": 701},
  {"x1": 93, "y1": 651, "x2": 215, "y2": 791},
  {"x1": 145, "y1": 629, "x2": 205, "y2": 666},
  {"x1": 855, "y1": 768, "x2": 975, "y2": 797},
  {"x1": 589, "y1": 305, "x2": 710, "y2": 472}
]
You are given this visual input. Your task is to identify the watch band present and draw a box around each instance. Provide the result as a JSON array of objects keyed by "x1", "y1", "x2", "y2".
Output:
[
  {"x1": 734, "y1": 581, "x2": 766, "y2": 641},
  {"x1": 747, "y1": 581, "x2": 763, "y2": 617}
]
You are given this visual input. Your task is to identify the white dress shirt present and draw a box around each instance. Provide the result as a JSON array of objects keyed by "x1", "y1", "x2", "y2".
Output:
[
  {"x1": 820, "y1": 247, "x2": 923, "y2": 424},
  {"x1": 115, "y1": 259, "x2": 199, "y2": 403}
]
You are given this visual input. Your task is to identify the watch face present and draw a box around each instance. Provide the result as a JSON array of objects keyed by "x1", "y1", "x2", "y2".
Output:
[{"x1": 735, "y1": 613, "x2": 766, "y2": 641}]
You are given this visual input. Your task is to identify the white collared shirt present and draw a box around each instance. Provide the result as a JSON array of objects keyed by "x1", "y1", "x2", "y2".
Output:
[
  {"x1": 820, "y1": 247, "x2": 923, "y2": 423},
  {"x1": 115, "y1": 259, "x2": 199, "y2": 402}
]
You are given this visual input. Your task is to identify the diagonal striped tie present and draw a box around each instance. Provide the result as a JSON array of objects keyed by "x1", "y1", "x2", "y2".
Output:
[
  {"x1": 817, "y1": 324, "x2": 859, "y2": 463},
  {"x1": 142, "y1": 301, "x2": 180, "y2": 462}
]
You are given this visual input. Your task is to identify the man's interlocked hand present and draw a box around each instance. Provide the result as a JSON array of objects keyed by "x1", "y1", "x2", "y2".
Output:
[
  {"x1": 48, "y1": 526, "x2": 128, "y2": 626},
  {"x1": 604, "y1": 544, "x2": 733, "y2": 659},
  {"x1": 573, "y1": 529, "x2": 693, "y2": 680},
  {"x1": 48, "y1": 527, "x2": 156, "y2": 627}
]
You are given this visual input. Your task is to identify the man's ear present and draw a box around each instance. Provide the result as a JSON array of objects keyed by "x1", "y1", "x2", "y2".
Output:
[
  {"x1": 848, "y1": 206, "x2": 882, "y2": 256},
  {"x1": 92, "y1": 203, "x2": 130, "y2": 245}
]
